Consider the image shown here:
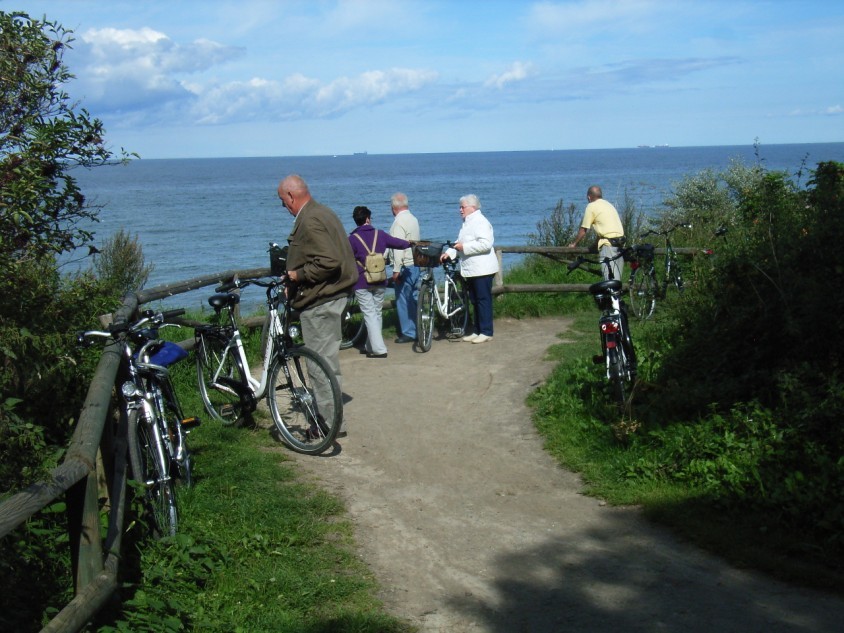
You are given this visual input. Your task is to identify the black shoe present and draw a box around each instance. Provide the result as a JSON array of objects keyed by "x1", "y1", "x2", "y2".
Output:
[
  {"x1": 394, "y1": 335, "x2": 415, "y2": 344},
  {"x1": 367, "y1": 352, "x2": 388, "y2": 358}
]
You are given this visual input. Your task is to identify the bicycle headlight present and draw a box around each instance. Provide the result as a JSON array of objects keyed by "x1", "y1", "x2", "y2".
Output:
[
  {"x1": 121, "y1": 381, "x2": 144, "y2": 399},
  {"x1": 288, "y1": 324, "x2": 301, "y2": 340}
]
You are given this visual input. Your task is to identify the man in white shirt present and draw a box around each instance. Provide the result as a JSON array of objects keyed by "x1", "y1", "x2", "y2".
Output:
[{"x1": 389, "y1": 192, "x2": 421, "y2": 343}]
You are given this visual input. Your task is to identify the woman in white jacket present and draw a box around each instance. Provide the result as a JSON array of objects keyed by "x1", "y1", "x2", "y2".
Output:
[{"x1": 441, "y1": 194, "x2": 499, "y2": 344}]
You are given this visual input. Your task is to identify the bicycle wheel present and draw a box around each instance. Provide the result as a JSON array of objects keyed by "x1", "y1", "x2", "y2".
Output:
[
  {"x1": 340, "y1": 295, "x2": 366, "y2": 349},
  {"x1": 195, "y1": 331, "x2": 247, "y2": 425},
  {"x1": 606, "y1": 347, "x2": 627, "y2": 407},
  {"x1": 162, "y1": 397, "x2": 192, "y2": 487},
  {"x1": 445, "y1": 276, "x2": 470, "y2": 337},
  {"x1": 620, "y1": 311, "x2": 638, "y2": 383},
  {"x1": 416, "y1": 281, "x2": 435, "y2": 352},
  {"x1": 267, "y1": 346, "x2": 342, "y2": 455},
  {"x1": 127, "y1": 407, "x2": 178, "y2": 537},
  {"x1": 628, "y1": 270, "x2": 657, "y2": 320}
]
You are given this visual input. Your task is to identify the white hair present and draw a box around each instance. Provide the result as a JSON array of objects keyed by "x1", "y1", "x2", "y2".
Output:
[{"x1": 459, "y1": 194, "x2": 481, "y2": 210}]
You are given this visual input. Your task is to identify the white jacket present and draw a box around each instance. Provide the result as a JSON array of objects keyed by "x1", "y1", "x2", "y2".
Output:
[{"x1": 445, "y1": 210, "x2": 499, "y2": 278}]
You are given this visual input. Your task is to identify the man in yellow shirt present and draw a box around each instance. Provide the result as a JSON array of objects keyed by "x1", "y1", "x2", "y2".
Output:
[{"x1": 569, "y1": 185, "x2": 624, "y2": 281}]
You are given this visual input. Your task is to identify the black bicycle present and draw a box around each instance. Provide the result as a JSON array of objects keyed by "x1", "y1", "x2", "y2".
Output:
[
  {"x1": 627, "y1": 222, "x2": 691, "y2": 320},
  {"x1": 340, "y1": 294, "x2": 366, "y2": 349},
  {"x1": 568, "y1": 250, "x2": 637, "y2": 406},
  {"x1": 78, "y1": 309, "x2": 197, "y2": 537}
]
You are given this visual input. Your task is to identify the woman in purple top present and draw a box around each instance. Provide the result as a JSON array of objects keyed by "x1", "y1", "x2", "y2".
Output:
[{"x1": 349, "y1": 205, "x2": 412, "y2": 358}]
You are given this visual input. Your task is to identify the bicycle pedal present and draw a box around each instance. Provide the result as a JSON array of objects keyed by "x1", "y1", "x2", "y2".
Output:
[
  {"x1": 592, "y1": 354, "x2": 604, "y2": 364},
  {"x1": 181, "y1": 416, "x2": 201, "y2": 428}
]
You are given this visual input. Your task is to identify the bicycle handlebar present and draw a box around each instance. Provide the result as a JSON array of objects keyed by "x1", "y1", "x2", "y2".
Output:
[
  {"x1": 215, "y1": 277, "x2": 282, "y2": 293},
  {"x1": 567, "y1": 247, "x2": 629, "y2": 273},
  {"x1": 77, "y1": 308, "x2": 185, "y2": 346},
  {"x1": 640, "y1": 222, "x2": 691, "y2": 239}
]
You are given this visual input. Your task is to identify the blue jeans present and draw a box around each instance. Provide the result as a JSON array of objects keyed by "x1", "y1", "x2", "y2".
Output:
[
  {"x1": 395, "y1": 266, "x2": 420, "y2": 338},
  {"x1": 467, "y1": 274, "x2": 495, "y2": 337}
]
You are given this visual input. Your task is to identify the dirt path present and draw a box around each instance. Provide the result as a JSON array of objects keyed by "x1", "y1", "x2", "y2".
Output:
[{"x1": 279, "y1": 317, "x2": 844, "y2": 632}]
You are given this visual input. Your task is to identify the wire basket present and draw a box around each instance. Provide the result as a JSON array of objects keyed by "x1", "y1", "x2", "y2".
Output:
[{"x1": 413, "y1": 241, "x2": 443, "y2": 267}]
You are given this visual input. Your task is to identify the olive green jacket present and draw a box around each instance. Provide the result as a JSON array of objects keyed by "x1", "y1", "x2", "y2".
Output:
[{"x1": 286, "y1": 199, "x2": 358, "y2": 311}]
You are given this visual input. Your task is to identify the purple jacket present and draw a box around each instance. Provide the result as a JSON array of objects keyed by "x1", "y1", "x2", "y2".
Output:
[{"x1": 348, "y1": 224, "x2": 411, "y2": 290}]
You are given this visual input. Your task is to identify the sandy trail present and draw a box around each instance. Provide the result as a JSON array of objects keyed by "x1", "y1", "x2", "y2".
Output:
[{"x1": 271, "y1": 317, "x2": 844, "y2": 632}]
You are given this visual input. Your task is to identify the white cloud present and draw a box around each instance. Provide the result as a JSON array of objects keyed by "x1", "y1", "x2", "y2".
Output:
[
  {"x1": 484, "y1": 62, "x2": 537, "y2": 89},
  {"x1": 72, "y1": 27, "x2": 244, "y2": 111},
  {"x1": 192, "y1": 68, "x2": 439, "y2": 124},
  {"x1": 825, "y1": 105, "x2": 843, "y2": 115}
]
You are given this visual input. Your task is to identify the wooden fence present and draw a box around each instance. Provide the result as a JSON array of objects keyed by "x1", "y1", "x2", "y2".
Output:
[{"x1": 0, "y1": 244, "x2": 697, "y2": 632}]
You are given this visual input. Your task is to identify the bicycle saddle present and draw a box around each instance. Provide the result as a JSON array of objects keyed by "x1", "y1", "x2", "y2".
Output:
[
  {"x1": 589, "y1": 279, "x2": 622, "y2": 296},
  {"x1": 208, "y1": 292, "x2": 241, "y2": 311}
]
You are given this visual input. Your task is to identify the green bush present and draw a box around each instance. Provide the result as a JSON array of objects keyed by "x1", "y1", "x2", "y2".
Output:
[{"x1": 632, "y1": 157, "x2": 844, "y2": 549}]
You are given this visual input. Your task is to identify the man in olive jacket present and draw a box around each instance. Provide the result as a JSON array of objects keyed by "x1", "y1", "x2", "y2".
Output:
[{"x1": 278, "y1": 174, "x2": 358, "y2": 432}]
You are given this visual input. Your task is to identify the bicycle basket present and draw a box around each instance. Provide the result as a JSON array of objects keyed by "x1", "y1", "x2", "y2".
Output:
[
  {"x1": 413, "y1": 241, "x2": 443, "y2": 267},
  {"x1": 269, "y1": 243, "x2": 288, "y2": 276},
  {"x1": 632, "y1": 243, "x2": 655, "y2": 260}
]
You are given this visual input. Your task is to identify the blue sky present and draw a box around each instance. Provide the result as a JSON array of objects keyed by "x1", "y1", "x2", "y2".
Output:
[{"x1": 13, "y1": 0, "x2": 844, "y2": 158}]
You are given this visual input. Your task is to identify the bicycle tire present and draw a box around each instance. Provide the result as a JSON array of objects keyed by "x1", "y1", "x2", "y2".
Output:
[
  {"x1": 127, "y1": 407, "x2": 178, "y2": 537},
  {"x1": 620, "y1": 310, "x2": 638, "y2": 383},
  {"x1": 340, "y1": 295, "x2": 367, "y2": 349},
  {"x1": 195, "y1": 331, "x2": 248, "y2": 425},
  {"x1": 416, "y1": 281, "x2": 435, "y2": 352},
  {"x1": 445, "y1": 275, "x2": 470, "y2": 337},
  {"x1": 267, "y1": 346, "x2": 343, "y2": 455},
  {"x1": 628, "y1": 270, "x2": 657, "y2": 320},
  {"x1": 162, "y1": 392, "x2": 192, "y2": 487},
  {"x1": 607, "y1": 347, "x2": 627, "y2": 407}
]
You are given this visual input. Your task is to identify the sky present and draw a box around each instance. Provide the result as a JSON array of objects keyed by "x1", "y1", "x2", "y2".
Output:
[{"x1": 11, "y1": 0, "x2": 844, "y2": 158}]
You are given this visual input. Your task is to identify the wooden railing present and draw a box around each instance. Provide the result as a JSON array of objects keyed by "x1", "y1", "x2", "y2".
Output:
[
  {"x1": 0, "y1": 269, "x2": 267, "y2": 633},
  {"x1": 0, "y1": 246, "x2": 699, "y2": 632}
]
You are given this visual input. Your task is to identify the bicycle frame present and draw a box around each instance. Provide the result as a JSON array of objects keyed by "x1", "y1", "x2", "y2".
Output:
[
  {"x1": 201, "y1": 283, "x2": 288, "y2": 404},
  {"x1": 422, "y1": 262, "x2": 463, "y2": 321}
]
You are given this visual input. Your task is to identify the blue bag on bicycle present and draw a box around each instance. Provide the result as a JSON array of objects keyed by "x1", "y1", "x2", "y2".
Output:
[{"x1": 149, "y1": 341, "x2": 189, "y2": 367}]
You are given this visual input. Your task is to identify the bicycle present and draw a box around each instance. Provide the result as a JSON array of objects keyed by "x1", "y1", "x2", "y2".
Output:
[
  {"x1": 340, "y1": 293, "x2": 367, "y2": 349},
  {"x1": 627, "y1": 222, "x2": 691, "y2": 320},
  {"x1": 568, "y1": 250, "x2": 637, "y2": 406},
  {"x1": 414, "y1": 241, "x2": 470, "y2": 353},
  {"x1": 194, "y1": 244, "x2": 343, "y2": 455},
  {"x1": 78, "y1": 308, "x2": 197, "y2": 537}
]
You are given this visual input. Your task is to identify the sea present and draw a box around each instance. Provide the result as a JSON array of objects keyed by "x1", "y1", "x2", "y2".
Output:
[{"x1": 69, "y1": 142, "x2": 844, "y2": 313}]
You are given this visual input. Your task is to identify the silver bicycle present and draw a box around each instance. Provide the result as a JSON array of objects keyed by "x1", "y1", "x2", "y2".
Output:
[{"x1": 414, "y1": 241, "x2": 470, "y2": 352}]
